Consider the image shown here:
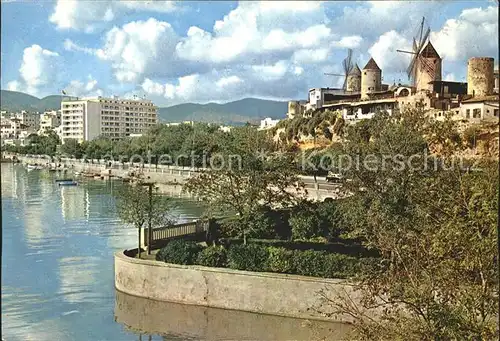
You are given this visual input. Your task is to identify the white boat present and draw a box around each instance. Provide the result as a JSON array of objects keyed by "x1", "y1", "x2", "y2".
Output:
[{"x1": 26, "y1": 165, "x2": 43, "y2": 170}]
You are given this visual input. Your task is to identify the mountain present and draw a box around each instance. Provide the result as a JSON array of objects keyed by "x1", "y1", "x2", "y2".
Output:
[
  {"x1": 158, "y1": 98, "x2": 289, "y2": 124},
  {"x1": 0, "y1": 90, "x2": 64, "y2": 112},
  {"x1": 1, "y1": 90, "x2": 289, "y2": 124},
  {"x1": 0, "y1": 90, "x2": 41, "y2": 111}
]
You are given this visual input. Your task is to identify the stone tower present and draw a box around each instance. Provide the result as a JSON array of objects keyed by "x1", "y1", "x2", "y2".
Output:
[
  {"x1": 415, "y1": 41, "x2": 442, "y2": 92},
  {"x1": 361, "y1": 58, "x2": 382, "y2": 99},
  {"x1": 467, "y1": 57, "x2": 495, "y2": 96},
  {"x1": 346, "y1": 64, "x2": 361, "y2": 92}
]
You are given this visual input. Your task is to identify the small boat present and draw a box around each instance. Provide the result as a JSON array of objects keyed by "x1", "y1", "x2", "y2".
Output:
[
  {"x1": 27, "y1": 164, "x2": 43, "y2": 170},
  {"x1": 55, "y1": 179, "x2": 74, "y2": 183},
  {"x1": 58, "y1": 181, "x2": 78, "y2": 186},
  {"x1": 74, "y1": 171, "x2": 82, "y2": 176}
]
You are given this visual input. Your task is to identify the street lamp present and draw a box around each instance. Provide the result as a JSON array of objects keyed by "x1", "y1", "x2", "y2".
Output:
[{"x1": 139, "y1": 181, "x2": 155, "y2": 255}]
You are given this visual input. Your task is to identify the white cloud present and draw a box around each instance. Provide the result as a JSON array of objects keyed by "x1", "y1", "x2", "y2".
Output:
[
  {"x1": 7, "y1": 80, "x2": 20, "y2": 91},
  {"x1": 50, "y1": 0, "x2": 114, "y2": 33},
  {"x1": 431, "y1": 6, "x2": 498, "y2": 62},
  {"x1": 141, "y1": 78, "x2": 165, "y2": 96},
  {"x1": 292, "y1": 48, "x2": 330, "y2": 64},
  {"x1": 120, "y1": 0, "x2": 177, "y2": 13},
  {"x1": 368, "y1": 30, "x2": 412, "y2": 74},
  {"x1": 176, "y1": 2, "x2": 332, "y2": 64},
  {"x1": 49, "y1": 0, "x2": 178, "y2": 32},
  {"x1": 7, "y1": 45, "x2": 61, "y2": 95},
  {"x1": 332, "y1": 35, "x2": 363, "y2": 49},
  {"x1": 95, "y1": 18, "x2": 180, "y2": 82},
  {"x1": 63, "y1": 39, "x2": 97, "y2": 55},
  {"x1": 63, "y1": 76, "x2": 103, "y2": 97},
  {"x1": 216, "y1": 76, "x2": 243, "y2": 88}
]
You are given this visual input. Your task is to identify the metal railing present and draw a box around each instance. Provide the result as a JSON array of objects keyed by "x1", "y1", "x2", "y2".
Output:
[{"x1": 144, "y1": 220, "x2": 209, "y2": 249}]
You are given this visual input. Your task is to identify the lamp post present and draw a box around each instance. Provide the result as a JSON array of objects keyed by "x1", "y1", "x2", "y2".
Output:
[{"x1": 139, "y1": 181, "x2": 154, "y2": 255}]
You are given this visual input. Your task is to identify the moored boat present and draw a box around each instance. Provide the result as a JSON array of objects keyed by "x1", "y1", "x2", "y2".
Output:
[
  {"x1": 58, "y1": 181, "x2": 78, "y2": 186},
  {"x1": 55, "y1": 178, "x2": 74, "y2": 183}
]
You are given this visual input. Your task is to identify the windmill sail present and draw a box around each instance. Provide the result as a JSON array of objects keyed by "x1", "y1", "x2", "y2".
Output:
[
  {"x1": 400, "y1": 16, "x2": 432, "y2": 86},
  {"x1": 341, "y1": 49, "x2": 354, "y2": 90}
]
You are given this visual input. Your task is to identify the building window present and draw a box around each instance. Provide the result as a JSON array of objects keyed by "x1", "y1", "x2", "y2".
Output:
[
  {"x1": 494, "y1": 109, "x2": 499, "y2": 117},
  {"x1": 466, "y1": 109, "x2": 471, "y2": 118},
  {"x1": 472, "y1": 108, "x2": 481, "y2": 118}
]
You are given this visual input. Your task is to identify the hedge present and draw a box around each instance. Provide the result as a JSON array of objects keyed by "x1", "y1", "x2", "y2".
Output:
[
  {"x1": 219, "y1": 238, "x2": 379, "y2": 258},
  {"x1": 155, "y1": 239, "x2": 203, "y2": 265},
  {"x1": 227, "y1": 244, "x2": 270, "y2": 271},
  {"x1": 156, "y1": 240, "x2": 377, "y2": 279},
  {"x1": 196, "y1": 246, "x2": 227, "y2": 268}
]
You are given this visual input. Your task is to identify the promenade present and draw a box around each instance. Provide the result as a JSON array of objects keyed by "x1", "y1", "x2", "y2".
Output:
[{"x1": 13, "y1": 154, "x2": 345, "y2": 201}]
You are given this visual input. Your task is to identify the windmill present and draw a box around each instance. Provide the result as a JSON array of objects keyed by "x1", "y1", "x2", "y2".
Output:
[
  {"x1": 324, "y1": 48, "x2": 355, "y2": 90},
  {"x1": 396, "y1": 16, "x2": 434, "y2": 87}
]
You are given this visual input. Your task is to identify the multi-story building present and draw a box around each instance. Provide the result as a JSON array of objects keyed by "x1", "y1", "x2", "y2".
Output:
[
  {"x1": 38, "y1": 110, "x2": 61, "y2": 135},
  {"x1": 15, "y1": 111, "x2": 40, "y2": 133},
  {"x1": 1, "y1": 117, "x2": 25, "y2": 139},
  {"x1": 60, "y1": 96, "x2": 158, "y2": 143}
]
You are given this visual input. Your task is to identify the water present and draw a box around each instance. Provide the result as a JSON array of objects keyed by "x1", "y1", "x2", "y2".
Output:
[{"x1": 1, "y1": 163, "x2": 348, "y2": 340}]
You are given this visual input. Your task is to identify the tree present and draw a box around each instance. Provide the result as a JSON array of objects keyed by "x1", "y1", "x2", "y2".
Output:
[
  {"x1": 184, "y1": 127, "x2": 305, "y2": 244},
  {"x1": 60, "y1": 138, "x2": 83, "y2": 159},
  {"x1": 115, "y1": 183, "x2": 176, "y2": 258},
  {"x1": 318, "y1": 110, "x2": 499, "y2": 340}
]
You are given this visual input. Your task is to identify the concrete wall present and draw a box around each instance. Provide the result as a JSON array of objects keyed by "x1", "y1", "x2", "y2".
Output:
[
  {"x1": 115, "y1": 289, "x2": 353, "y2": 340},
  {"x1": 85, "y1": 101, "x2": 101, "y2": 141},
  {"x1": 115, "y1": 251, "x2": 369, "y2": 323}
]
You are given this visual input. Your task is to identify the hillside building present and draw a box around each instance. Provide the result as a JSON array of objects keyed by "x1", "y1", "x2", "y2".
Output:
[
  {"x1": 259, "y1": 117, "x2": 280, "y2": 130},
  {"x1": 288, "y1": 44, "x2": 497, "y2": 126},
  {"x1": 60, "y1": 96, "x2": 158, "y2": 143}
]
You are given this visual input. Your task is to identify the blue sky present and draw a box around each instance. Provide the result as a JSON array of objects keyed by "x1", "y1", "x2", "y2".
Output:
[{"x1": 1, "y1": 0, "x2": 498, "y2": 106}]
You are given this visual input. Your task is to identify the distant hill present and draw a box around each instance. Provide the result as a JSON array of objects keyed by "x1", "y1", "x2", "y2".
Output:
[
  {"x1": 158, "y1": 98, "x2": 288, "y2": 124},
  {"x1": 0, "y1": 90, "x2": 64, "y2": 112},
  {"x1": 1, "y1": 90, "x2": 289, "y2": 124}
]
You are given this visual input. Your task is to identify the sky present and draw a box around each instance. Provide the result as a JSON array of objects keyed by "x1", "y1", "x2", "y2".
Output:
[{"x1": 0, "y1": 0, "x2": 498, "y2": 106}]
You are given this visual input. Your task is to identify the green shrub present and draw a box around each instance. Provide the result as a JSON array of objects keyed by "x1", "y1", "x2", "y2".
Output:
[
  {"x1": 289, "y1": 210, "x2": 323, "y2": 240},
  {"x1": 292, "y1": 249, "x2": 328, "y2": 277},
  {"x1": 227, "y1": 244, "x2": 269, "y2": 271},
  {"x1": 155, "y1": 239, "x2": 203, "y2": 265},
  {"x1": 267, "y1": 247, "x2": 294, "y2": 273},
  {"x1": 196, "y1": 246, "x2": 227, "y2": 268},
  {"x1": 323, "y1": 253, "x2": 359, "y2": 279}
]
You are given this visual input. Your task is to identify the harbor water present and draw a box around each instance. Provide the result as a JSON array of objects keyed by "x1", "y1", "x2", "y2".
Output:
[{"x1": 1, "y1": 163, "x2": 348, "y2": 340}]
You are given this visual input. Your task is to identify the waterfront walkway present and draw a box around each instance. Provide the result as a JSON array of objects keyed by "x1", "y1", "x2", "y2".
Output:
[{"x1": 11, "y1": 154, "x2": 346, "y2": 201}]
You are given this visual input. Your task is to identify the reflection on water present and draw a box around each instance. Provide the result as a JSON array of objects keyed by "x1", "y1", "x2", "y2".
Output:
[
  {"x1": 2, "y1": 163, "x2": 350, "y2": 340},
  {"x1": 1, "y1": 164, "x2": 202, "y2": 341},
  {"x1": 115, "y1": 290, "x2": 353, "y2": 341}
]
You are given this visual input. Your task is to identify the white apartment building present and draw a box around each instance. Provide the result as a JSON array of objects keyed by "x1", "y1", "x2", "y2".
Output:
[
  {"x1": 60, "y1": 96, "x2": 158, "y2": 143},
  {"x1": 1, "y1": 118, "x2": 23, "y2": 139},
  {"x1": 38, "y1": 110, "x2": 61, "y2": 135}
]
